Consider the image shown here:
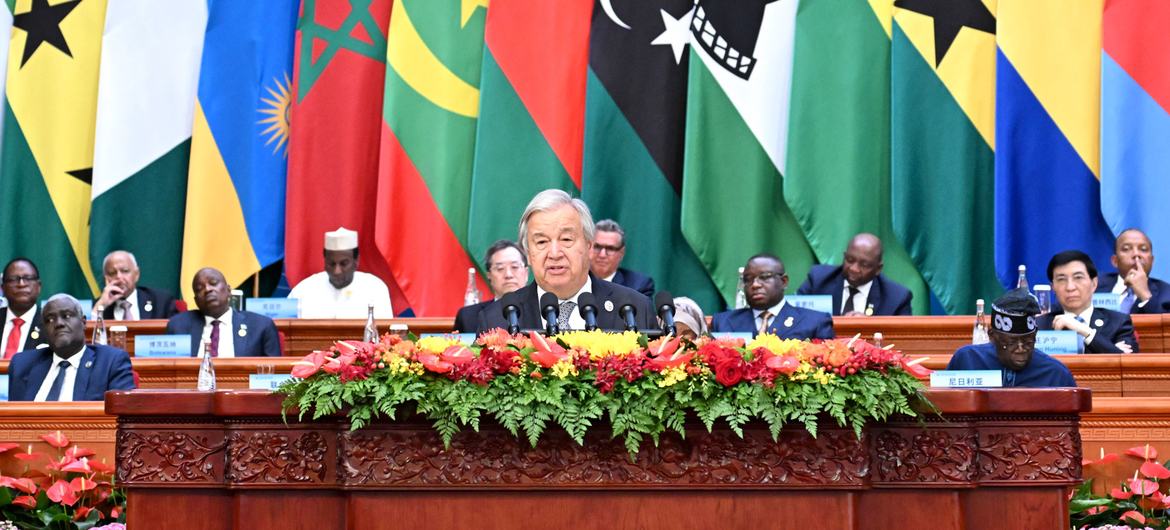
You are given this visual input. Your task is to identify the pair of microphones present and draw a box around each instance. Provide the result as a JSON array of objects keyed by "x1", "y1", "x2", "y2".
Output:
[{"x1": 500, "y1": 290, "x2": 676, "y2": 336}]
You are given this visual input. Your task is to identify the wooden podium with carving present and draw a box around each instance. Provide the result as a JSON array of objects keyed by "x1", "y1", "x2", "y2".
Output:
[{"x1": 107, "y1": 388, "x2": 1090, "y2": 530}]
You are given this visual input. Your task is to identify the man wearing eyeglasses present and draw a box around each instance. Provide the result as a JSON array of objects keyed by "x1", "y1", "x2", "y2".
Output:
[
  {"x1": 710, "y1": 254, "x2": 834, "y2": 340},
  {"x1": 454, "y1": 240, "x2": 529, "y2": 332},
  {"x1": 1, "y1": 258, "x2": 48, "y2": 359},
  {"x1": 589, "y1": 220, "x2": 655, "y2": 298}
]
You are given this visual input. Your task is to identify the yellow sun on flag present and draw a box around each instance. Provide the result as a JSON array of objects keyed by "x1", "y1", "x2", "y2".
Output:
[{"x1": 258, "y1": 72, "x2": 292, "y2": 157}]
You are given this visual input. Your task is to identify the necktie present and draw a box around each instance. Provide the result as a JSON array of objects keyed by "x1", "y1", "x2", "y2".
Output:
[
  {"x1": 45, "y1": 360, "x2": 71, "y2": 401},
  {"x1": 119, "y1": 300, "x2": 136, "y2": 321},
  {"x1": 1003, "y1": 369, "x2": 1017, "y2": 388},
  {"x1": 557, "y1": 301, "x2": 576, "y2": 332},
  {"x1": 842, "y1": 286, "x2": 861, "y2": 315},
  {"x1": 209, "y1": 320, "x2": 221, "y2": 357},
  {"x1": 1119, "y1": 289, "x2": 1136, "y2": 314},
  {"x1": 4, "y1": 317, "x2": 25, "y2": 359},
  {"x1": 1075, "y1": 315, "x2": 1086, "y2": 324},
  {"x1": 758, "y1": 311, "x2": 772, "y2": 335}
]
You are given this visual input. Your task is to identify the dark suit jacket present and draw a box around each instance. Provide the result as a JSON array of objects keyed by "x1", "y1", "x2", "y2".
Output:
[
  {"x1": 7, "y1": 344, "x2": 135, "y2": 401},
  {"x1": 0, "y1": 306, "x2": 48, "y2": 351},
  {"x1": 797, "y1": 265, "x2": 912, "y2": 316},
  {"x1": 476, "y1": 277, "x2": 656, "y2": 333},
  {"x1": 101, "y1": 285, "x2": 179, "y2": 320},
  {"x1": 1096, "y1": 272, "x2": 1170, "y2": 314},
  {"x1": 710, "y1": 302, "x2": 836, "y2": 340},
  {"x1": 454, "y1": 300, "x2": 491, "y2": 333},
  {"x1": 1036, "y1": 308, "x2": 1138, "y2": 354},
  {"x1": 611, "y1": 267, "x2": 655, "y2": 299},
  {"x1": 166, "y1": 309, "x2": 282, "y2": 357}
]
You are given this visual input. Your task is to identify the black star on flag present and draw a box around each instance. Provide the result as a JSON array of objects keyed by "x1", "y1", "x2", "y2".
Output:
[
  {"x1": 66, "y1": 167, "x2": 92, "y2": 185},
  {"x1": 13, "y1": 0, "x2": 83, "y2": 67},
  {"x1": 895, "y1": 0, "x2": 995, "y2": 67}
]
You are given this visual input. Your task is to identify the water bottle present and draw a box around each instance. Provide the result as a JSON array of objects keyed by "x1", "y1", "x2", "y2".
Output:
[
  {"x1": 1034, "y1": 285, "x2": 1052, "y2": 315},
  {"x1": 92, "y1": 310, "x2": 108, "y2": 346},
  {"x1": 1016, "y1": 264, "x2": 1029, "y2": 290},
  {"x1": 872, "y1": 332, "x2": 883, "y2": 348},
  {"x1": 972, "y1": 299, "x2": 989, "y2": 345},
  {"x1": 363, "y1": 303, "x2": 378, "y2": 342},
  {"x1": 735, "y1": 267, "x2": 747, "y2": 309},
  {"x1": 197, "y1": 340, "x2": 217, "y2": 391},
  {"x1": 463, "y1": 268, "x2": 481, "y2": 306}
]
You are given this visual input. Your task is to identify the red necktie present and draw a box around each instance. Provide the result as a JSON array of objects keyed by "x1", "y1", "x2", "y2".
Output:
[
  {"x1": 4, "y1": 317, "x2": 24, "y2": 359},
  {"x1": 209, "y1": 320, "x2": 220, "y2": 357}
]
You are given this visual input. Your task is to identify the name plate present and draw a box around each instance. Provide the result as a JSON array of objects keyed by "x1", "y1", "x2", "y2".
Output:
[
  {"x1": 930, "y1": 370, "x2": 1003, "y2": 388},
  {"x1": 0, "y1": 375, "x2": 7, "y2": 401},
  {"x1": 247, "y1": 297, "x2": 300, "y2": 319},
  {"x1": 711, "y1": 332, "x2": 754, "y2": 342},
  {"x1": 134, "y1": 335, "x2": 192, "y2": 358},
  {"x1": 1092, "y1": 292, "x2": 1122, "y2": 312},
  {"x1": 419, "y1": 333, "x2": 477, "y2": 345},
  {"x1": 1036, "y1": 330, "x2": 1082, "y2": 354},
  {"x1": 786, "y1": 295, "x2": 834, "y2": 315},
  {"x1": 249, "y1": 374, "x2": 294, "y2": 390}
]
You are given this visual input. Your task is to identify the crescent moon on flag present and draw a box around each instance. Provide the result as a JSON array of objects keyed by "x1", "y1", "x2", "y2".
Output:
[
  {"x1": 600, "y1": 0, "x2": 631, "y2": 30},
  {"x1": 387, "y1": 2, "x2": 479, "y2": 118}
]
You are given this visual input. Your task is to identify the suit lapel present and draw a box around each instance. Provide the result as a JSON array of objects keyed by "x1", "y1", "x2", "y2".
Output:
[
  {"x1": 188, "y1": 312, "x2": 204, "y2": 356},
  {"x1": 23, "y1": 306, "x2": 44, "y2": 350},
  {"x1": 233, "y1": 311, "x2": 247, "y2": 355},
  {"x1": 520, "y1": 284, "x2": 543, "y2": 329},
  {"x1": 23, "y1": 352, "x2": 53, "y2": 401},
  {"x1": 829, "y1": 269, "x2": 845, "y2": 316},
  {"x1": 866, "y1": 278, "x2": 883, "y2": 314},
  {"x1": 72, "y1": 347, "x2": 97, "y2": 400},
  {"x1": 592, "y1": 280, "x2": 620, "y2": 329},
  {"x1": 137, "y1": 288, "x2": 153, "y2": 318},
  {"x1": 768, "y1": 304, "x2": 800, "y2": 335}
]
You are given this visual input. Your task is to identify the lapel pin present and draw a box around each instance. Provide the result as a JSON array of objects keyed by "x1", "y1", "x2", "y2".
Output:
[
  {"x1": 864, "y1": 305, "x2": 874, "y2": 316},
  {"x1": 143, "y1": 301, "x2": 153, "y2": 313},
  {"x1": 31, "y1": 328, "x2": 40, "y2": 340},
  {"x1": 604, "y1": 300, "x2": 614, "y2": 312},
  {"x1": 1094, "y1": 318, "x2": 1104, "y2": 327},
  {"x1": 784, "y1": 316, "x2": 794, "y2": 328},
  {"x1": 239, "y1": 323, "x2": 248, "y2": 337},
  {"x1": 84, "y1": 361, "x2": 93, "y2": 369}
]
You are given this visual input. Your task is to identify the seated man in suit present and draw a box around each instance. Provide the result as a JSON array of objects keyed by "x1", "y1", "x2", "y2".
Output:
[
  {"x1": 476, "y1": 189, "x2": 655, "y2": 333},
  {"x1": 948, "y1": 288, "x2": 1075, "y2": 387},
  {"x1": 710, "y1": 254, "x2": 834, "y2": 340},
  {"x1": 589, "y1": 219, "x2": 655, "y2": 298},
  {"x1": 167, "y1": 268, "x2": 281, "y2": 357},
  {"x1": 288, "y1": 227, "x2": 394, "y2": 319},
  {"x1": 455, "y1": 240, "x2": 528, "y2": 333},
  {"x1": 1, "y1": 257, "x2": 48, "y2": 358},
  {"x1": 1096, "y1": 228, "x2": 1170, "y2": 314},
  {"x1": 1038, "y1": 250, "x2": 1138, "y2": 354},
  {"x1": 94, "y1": 250, "x2": 179, "y2": 320},
  {"x1": 8, "y1": 294, "x2": 135, "y2": 401},
  {"x1": 797, "y1": 233, "x2": 912, "y2": 316}
]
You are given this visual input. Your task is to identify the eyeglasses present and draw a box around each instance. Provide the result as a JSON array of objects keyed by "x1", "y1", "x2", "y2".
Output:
[
  {"x1": 741, "y1": 272, "x2": 784, "y2": 285},
  {"x1": 489, "y1": 262, "x2": 526, "y2": 274},
  {"x1": 2, "y1": 275, "x2": 39, "y2": 285},
  {"x1": 592, "y1": 243, "x2": 624, "y2": 254}
]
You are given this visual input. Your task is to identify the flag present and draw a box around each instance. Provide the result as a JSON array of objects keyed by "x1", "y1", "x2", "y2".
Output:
[
  {"x1": 995, "y1": 0, "x2": 1113, "y2": 288},
  {"x1": 680, "y1": 0, "x2": 815, "y2": 305},
  {"x1": 180, "y1": 0, "x2": 297, "y2": 303},
  {"x1": 286, "y1": 0, "x2": 407, "y2": 311},
  {"x1": 581, "y1": 0, "x2": 722, "y2": 312},
  {"x1": 1100, "y1": 0, "x2": 1170, "y2": 280},
  {"x1": 786, "y1": 0, "x2": 930, "y2": 314},
  {"x1": 890, "y1": 0, "x2": 1002, "y2": 313},
  {"x1": 91, "y1": 0, "x2": 206, "y2": 297},
  {"x1": 0, "y1": 0, "x2": 108, "y2": 297},
  {"x1": 0, "y1": 4, "x2": 13, "y2": 150},
  {"x1": 373, "y1": 0, "x2": 489, "y2": 316},
  {"x1": 467, "y1": 0, "x2": 593, "y2": 265}
]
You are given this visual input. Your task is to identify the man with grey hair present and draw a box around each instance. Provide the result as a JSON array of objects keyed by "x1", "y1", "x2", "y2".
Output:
[
  {"x1": 95, "y1": 250, "x2": 179, "y2": 320},
  {"x1": 476, "y1": 189, "x2": 655, "y2": 333},
  {"x1": 8, "y1": 294, "x2": 135, "y2": 401},
  {"x1": 591, "y1": 219, "x2": 655, "y2": 298}
]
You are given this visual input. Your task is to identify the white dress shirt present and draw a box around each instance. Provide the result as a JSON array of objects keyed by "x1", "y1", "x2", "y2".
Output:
[
  {"x1": 1111, "y1": 276, "x2": 1149, "y2": 309},
  {"x1": 114, "y1": 289, "x2": 141, "y2": 320},
  {"x1": 198, "y1": 308, "x2": 236, "y2": 358},
  {"x1": 288, "y1": 271, "x2": 393, "y2": 319},
  {"x1": 841, "y1": 279, "x2": 874, "y2": 314},
  {"x1": 34, "y1": 346, "x2": 85, "y2": 402},
  {"x1": 1063, "y1": 305, "x2": 1098, "y2": 345},
  {"x1": 753, "y1": 299, "x2": 787, "y2": 333},
  {"x1": 2, "y1": 305, "x2": 37, "y2": 354},
  {"x1": 537, "y1": 277, "x2": 594, "y2": 331}
]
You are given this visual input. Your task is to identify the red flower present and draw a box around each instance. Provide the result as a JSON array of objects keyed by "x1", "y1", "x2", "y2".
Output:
[
  {"x1": 41, "y1": 431, "x2": 69, "y2": 448},
  {"x1": 766, "y1": 355, "x2": 801, "y2": 376},
  {"x1": 712, "y1": 355, "x2": 745, "y2": 386},
  {"x1": 1111, "y1": 487, "x2": 1134, "y2": 500},
  {"x1": 12, "y1": 495, "x2": 37, "y2": 509},
  {"x1": 416, "y1": 352, "x2": 453, "y2": 374},
  {"x1": 60, "y1": 457, "x2": 93, "y2": 474},
  {"x1": 1128, "y1": 477, "x2": 1160, "y2": 496},
  {"x1": 0, "y1": 476, "x2": 38, "y2": 494},
  {"x1": 70, "y1": 476, "x2": 98, "y2": 492},
  {"x1": 13, "y1": 446, "x2": 44, "y2": 462},
  {"x1": 898, "y1": 356, "x2": 933, "y2": 378},
  {"x1": 1127, "y1": 445, "x2": 1158, "y2": 460},
  {"x1": 528, "y1": 331, "x2": 570, "y2": 368},
  {"x1": 65, "y1": 446, "x2": 95, "y2": 460},
  {"x1": 1121, "y1": 510, "x2": 1147, "y2": 524},
  {"x1": 440, "y1": 345, "x2": 475, "y2": 366},
  {"x1": 1141, "y1": 460, "x2": 1170, "y2": 480},
  {"x1": 646, "y1": 337, "x2": 693, "y2": 371},
  {"x1": 291, "y1": 350, "x2": 329, "y2": 378},
  {"x1": 88, "y1": 459, "x2": 114, "y2": 473},
  {"x1": 0, "y1": 442, "x2": 19, "y2": 453},
  {"x1": 46, "y1": 479, "x2": 79, "y2": 505}
]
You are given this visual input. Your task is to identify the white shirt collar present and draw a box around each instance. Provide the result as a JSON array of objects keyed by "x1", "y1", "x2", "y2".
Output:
[
  {"x1": 7, "y1": 304, "x2": 36, "y2": 324},
  {"x1": 1111, "y1": 275, "x2": 1127, "y2": 295},
  {"x1": 753, "y1": 299, "x2": 787, "y2": 320},
  {"x1": 204, "y1": 307, "x2": 234, "y2": 326},
  {"x1": 536, "y1": 277, "x2": 593, "y2": 331},
  {"x1": 842, "y1": 278, "x2": 874, "y2": 313},
  {"x1": 1064, "y1": 305, "x2": 1094, "y2": 323}
]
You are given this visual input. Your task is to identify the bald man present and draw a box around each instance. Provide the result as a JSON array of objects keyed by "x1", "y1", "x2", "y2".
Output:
[
  {"x1": 1095, "y1": 229, "x2": 1170, "y2": 314},
  {"x1": 797, "y1": 233, "x2": 913, "y2": 316}
]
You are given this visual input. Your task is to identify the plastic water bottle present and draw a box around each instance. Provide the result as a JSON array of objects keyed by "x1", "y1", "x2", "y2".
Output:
[
  {"x1": 92, "y1": 310, "x2": 107, "y2": 346},
  {"x1": 735, "y1": 267, "x2": 747, "y2": 309},
  {"x1": 872, "y1": 332, "x2": 883, "y2": 348},
  {"x1": 1016, "y1": 264, "x2": 1029, "y2": 290},
  {"x1": 363, "y1": 303, "x2": 378, "y2": 342},
  {"x1": 463, "y1": 268, "x2": 480, "y2": 306},
  {"x1": 972, "y1": 299, "x2": 989, "y2": 345},
  {"x1": 197, "y1": 340, "x2": 217, "y2": 391}
]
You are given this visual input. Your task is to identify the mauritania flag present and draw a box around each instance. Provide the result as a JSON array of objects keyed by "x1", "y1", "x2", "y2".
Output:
[
  {"x1": 890, "y1": 0, "x2": 1001, "y2": 313},
  {"x1": 680, "y1": 0, "x2": 815, "y2": 305},
  {"x1": 1101, "y1": 0, "x2": 1170, "y2": 280},
  {"x1": 91, "y1": 0, "x2": 206, "y2": 297},
  {"x1": 995, "y1": 1, "x2": 1114, "y2": 287},
  {"x1": 374, "y1": 0, "x2": 489, "y2": 316},
  {"x1": 582, "y1": 0, "x2": 722, "y2": 312},
  {"x1": 467, "y1": 0, "x2": 593, "y2": 263},
  {"x1": 787, "y1": 0, "x2": 929, "y2": 314},
  {"x1": 0, "y1": 0, "x2": 108, "y2": 297},
  {"x1": 181, "y1": 0, "x2": 297, "y2": 302}
]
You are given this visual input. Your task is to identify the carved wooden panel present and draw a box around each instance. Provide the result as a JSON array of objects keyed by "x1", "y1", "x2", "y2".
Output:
[
  {"x1": 226, "y1": 430, "x2": 329, "y2": 484},
  {"x1": 117, "y1": 430, "x2": 226, "y2": 485},
  {"x1": 870, "y1": 426, "x2": 977, "y2": 485},
  {"x1": 975, "y1": 425, "x2": 1082, "y2": 485}
]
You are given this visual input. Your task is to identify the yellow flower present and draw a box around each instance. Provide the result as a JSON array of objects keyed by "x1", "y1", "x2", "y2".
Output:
[
  {"x1": 746, "y1": 333, "x2": 805, "y2": 358},
  {"x1": 812, "y1": 368, "x2": 836, "y2": 385},
  {"x1": 550, "y1": 359, "x2": 579, "y2": 379},
  {"x1": 657, "y1": 365, "x2": 688, "y2": 388},
  {"x1": 416, "y1": 335, "x2": 462, "y2": 354},
  {"x1": 557, "y1": 330, "x2": 641, "y2": 360}
]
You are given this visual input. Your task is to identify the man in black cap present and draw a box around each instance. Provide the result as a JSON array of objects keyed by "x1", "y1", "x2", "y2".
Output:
[{"x1": 946, "y1": 288, "x2": 1075, "y2": 387}]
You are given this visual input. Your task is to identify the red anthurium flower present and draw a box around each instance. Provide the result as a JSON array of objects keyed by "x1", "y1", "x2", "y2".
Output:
[
  {"x1": 1140, "y1": 460, "x2": 1170, "y2": 480},
  {"x1": 440, "y1": 345, "x2": 475, "y2": 366},
  {"x1": 1121, "y1": 510, "x2": 1147, "y2": 524},
  {"x1": 416, "y1": 352, "x2": 453, "y2": 374},
  {"x1": 74, "y1": 505, "x2": 94, "y2": 521},
  {"x1": 41, "y1": 431, "x2": 69, "y2": 448},
  {"x1": 1128, "y1": 478, "x2": 1160, "y2": 496},
  {"x1": 1126, "y1": 445, "x2": 1158, "y2": 460},
  {"x1": 528, "y1": 331, "x2": 569, "y2": 369},
  {"x1": 1111, "y1": 487, "x2": 1135, "y2": 500},
  {"x1": 0, "y1": 442, "x2": 19, "y2": 453},
  {"x1": 12, "y1": 495, "x2": 37, "y2": 509},
  {"x1": 649, "y1": 336, "x2": 682, "y2": 358},
  {"x1": 88, "y1": 459, "x2": 114, "y2": 473},
  {"x1": 110, "y1": 505, "x2": 121, "y2": 519},
  {"x1": 1085, "y1": 506, "x2": 1107, "y2": 515},
  {"x1": 336, "y1": 340, "x2": 362, "y2": 354},
  {"x1": 291, "y1": 350, "x2": 329, "y2": 378},
  {"x1": 765, "y1": 355, "x2": 801, "y2": 376},
  {"x1": 647, "y1": 338, "x2": 692, "y2": 371},
  {"x1": 899, "y1": 356, "x2": 932, "y2": 378},
  {"x1": 61, "y1": 457, "x2": 92, "y2": 474},
  {"x1": 46, "y1": 480, "x2": 79, "y2": 505},
  {"x1": 1085, "y1": 452, "x2": 1120, "y2": 467},
  {"x1": 64, "y1": 445, "x2": 96, "y2": 459},
  {"x1": 0, "y1": 476, "x2": 38, "y2": 494},
  {"x1": 70, "y1": 476, "x2": 97, "y2": 492},
  {"x1": 13, "y1": 445, "x2": 44, "y2": 462},
  {"x1": 320, "y1": 351, "x2": 356, "y2": 375}
]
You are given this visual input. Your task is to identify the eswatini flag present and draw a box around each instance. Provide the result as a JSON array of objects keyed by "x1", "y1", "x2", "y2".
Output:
[
  {"x1": 1100, "y1": 0, "x2": 1170, "y2": 280},
  {"x1": 374, "y1": 0, "x2": 490, "y2": 316},
  {"x1": 467, "y1": 0, "x2": 593, "y2": 265}
]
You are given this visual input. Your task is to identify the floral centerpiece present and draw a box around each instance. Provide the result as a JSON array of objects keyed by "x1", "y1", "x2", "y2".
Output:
[
  {"x1": 1074, "y1": 444, "x2": 1170, "y2": 529},
  {"x1": 279, "y1": 329, "x2": 930, "y2": 455},
  {"x1": 0, "y1": 431, "x2": 126, "y2": 530}
]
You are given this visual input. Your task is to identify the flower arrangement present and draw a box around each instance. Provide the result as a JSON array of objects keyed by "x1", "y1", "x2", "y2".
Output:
[
  {"x1": 1073, "y1": 445, "x2": 1170, "y2": 529},
  {"x1": 0, "y1": 431, "x2": 126, "y2": 530},
  {"x1": 279, "y1": 329, "x2": 930, "y2": 455}
]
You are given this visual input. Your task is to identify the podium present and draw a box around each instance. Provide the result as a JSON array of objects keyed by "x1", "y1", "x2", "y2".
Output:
[{"x1": 107, "y1": 388, "x2": 1090, "y2": 530}]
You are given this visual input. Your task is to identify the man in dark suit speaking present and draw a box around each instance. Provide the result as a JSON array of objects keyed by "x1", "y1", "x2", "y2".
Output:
[
  {"x1": 8, "y1": 294, "x2": 135, "y2": 401},
  {"x1": 167, "y1": 268, "x2": 281, "y2": 357},
  {"x1": 797, "y1": 233, "x2": 912, "y2": 316},
  {"x1": 711, "y1": 254, "x2": 834, "y2": 340},
  {"x1": 476, "y1": 190, "x2": 654, "y2": 333}
]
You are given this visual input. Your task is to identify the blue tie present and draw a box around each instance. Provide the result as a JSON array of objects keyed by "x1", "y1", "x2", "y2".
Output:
[
  {"x1": 1003, "y1": 369, "x2": 1017, "y2": 388},
  {"x1": 1119, "y1": 289, "x2": 1136, "y2": 313},
  {"x1": 45, "y1": 360, "x2": 71, "y2": 401}
]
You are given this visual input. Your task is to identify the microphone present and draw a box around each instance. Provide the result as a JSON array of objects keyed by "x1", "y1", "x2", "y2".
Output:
[
  {"x1": 577, "y1": 292, "x2": 598, "y2": 331},
  {"x1": 619, "y1": 304, "x2": 638, "y2": 331},
  {"x1": 654, "y1": 291, "x2": 676, "y2": 336},
  {"x1": 540, "y1": 292, "x2": 560, "y2": 335},
  {"x1": 499, "y1": 291, "x2": 521, "y2": 335}
]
